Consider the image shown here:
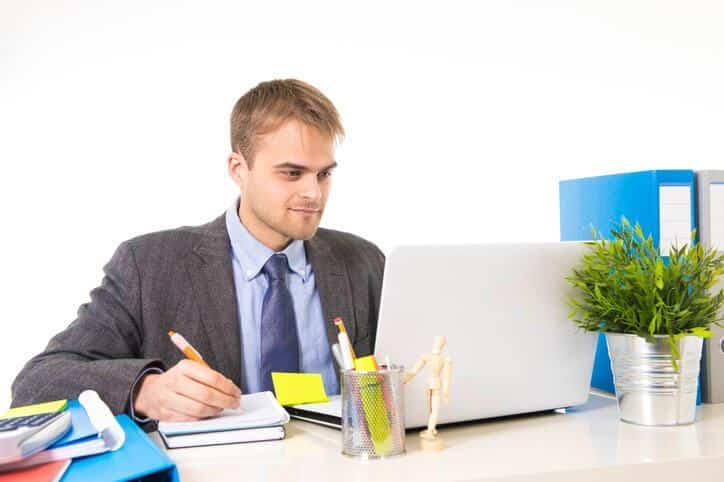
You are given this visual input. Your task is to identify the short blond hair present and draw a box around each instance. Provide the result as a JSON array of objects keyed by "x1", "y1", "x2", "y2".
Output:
[{"x1": 230, "y1": 79, "x2": 345, "y2": 164}]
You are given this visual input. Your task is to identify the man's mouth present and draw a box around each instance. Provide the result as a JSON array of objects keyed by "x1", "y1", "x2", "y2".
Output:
[{"x1": 289, "y1": 207, "x2": 321, "y2": 213}]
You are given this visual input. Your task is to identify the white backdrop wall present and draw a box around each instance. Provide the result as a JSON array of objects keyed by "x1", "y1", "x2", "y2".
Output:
[{"x1": 1, "y1": 0, "x2": 723, "y2": 409}]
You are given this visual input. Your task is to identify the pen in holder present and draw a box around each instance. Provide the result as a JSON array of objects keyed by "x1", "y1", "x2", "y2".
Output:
[{"x1": 341, "y1": 365, "x2": 405, "y2": 458}]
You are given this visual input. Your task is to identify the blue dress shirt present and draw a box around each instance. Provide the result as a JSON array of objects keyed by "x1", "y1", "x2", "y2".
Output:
[{"x1": 225, "y1": 201, "x2": 339, "y2": 396}]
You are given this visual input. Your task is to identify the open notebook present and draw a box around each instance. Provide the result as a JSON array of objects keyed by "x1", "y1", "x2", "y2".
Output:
[{"x1": 157, "y1": 391, "x2": 290, "y2": 449}]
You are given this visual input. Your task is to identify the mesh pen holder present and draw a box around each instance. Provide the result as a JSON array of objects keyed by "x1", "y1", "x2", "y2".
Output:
[{"x1": 341, "y1": 365, "x2": 406, "y2": 458}]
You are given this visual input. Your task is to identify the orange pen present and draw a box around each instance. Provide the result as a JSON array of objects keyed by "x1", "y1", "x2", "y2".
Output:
[{"x1": 168, "y1": 330, "x2": 210, "y2": 367}]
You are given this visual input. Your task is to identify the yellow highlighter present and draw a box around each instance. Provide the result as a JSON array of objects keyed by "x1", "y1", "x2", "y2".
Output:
[{"x1": 354, "y1": 355, "x2": 393, "y2": 455}]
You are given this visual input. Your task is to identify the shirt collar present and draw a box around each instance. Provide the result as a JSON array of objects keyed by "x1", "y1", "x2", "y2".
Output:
[{"x1": 225, "y1": 199, "x2": 309, "y2": 282}]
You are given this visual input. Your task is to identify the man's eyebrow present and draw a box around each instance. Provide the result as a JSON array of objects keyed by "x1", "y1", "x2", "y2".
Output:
[{"x1": 273, "y1": 161, "x2": 338, "y2": 171}]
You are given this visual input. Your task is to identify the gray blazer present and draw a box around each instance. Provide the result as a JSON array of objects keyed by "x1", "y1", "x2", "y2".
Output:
[{"x1": 11, "y1": 214, "x2": 385, "y2": 417}]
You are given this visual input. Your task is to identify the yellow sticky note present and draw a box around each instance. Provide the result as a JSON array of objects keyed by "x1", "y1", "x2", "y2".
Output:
[
  {"x1": 271, "y1": 372, "x2": 329, "y2": 406},
  {"x1": 1, "y1": 399, "x2": 67, "y2": 419}
]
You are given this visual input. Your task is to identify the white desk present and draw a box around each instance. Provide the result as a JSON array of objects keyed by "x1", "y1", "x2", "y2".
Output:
[{"x1": 150, "y1": 394, "x2": 724, "y2": 481}]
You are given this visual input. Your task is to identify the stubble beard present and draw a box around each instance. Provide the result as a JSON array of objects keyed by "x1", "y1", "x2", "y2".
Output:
[{"x1": 252, "y1": 202, "x2": 322, "y2": 243}]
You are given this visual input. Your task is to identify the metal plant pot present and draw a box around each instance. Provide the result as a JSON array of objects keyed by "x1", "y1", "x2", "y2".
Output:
[{"x1": 605, "y1": 333, "x2": 703, "y2": 426}]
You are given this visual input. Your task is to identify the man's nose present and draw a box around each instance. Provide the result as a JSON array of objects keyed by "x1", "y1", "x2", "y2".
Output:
[{"x1": 299, "y1": 174, "x2": 322, "y2": 202}]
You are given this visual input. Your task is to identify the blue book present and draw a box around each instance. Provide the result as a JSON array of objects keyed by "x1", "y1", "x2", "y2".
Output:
[
  {"x1": 50, "y1": 400, "x2": 96, "y2": 448},
  {"x1": 63, "y1": 415, "x2": 179, "y2": 482},
  {"x1": 559, "y1": 170, "x2": 697, "y2": 394}
]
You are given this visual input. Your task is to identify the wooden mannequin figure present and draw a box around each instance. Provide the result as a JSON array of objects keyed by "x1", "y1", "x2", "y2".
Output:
[{"x1": 403, "y1": 336, "x2": 452, "y2": 451}]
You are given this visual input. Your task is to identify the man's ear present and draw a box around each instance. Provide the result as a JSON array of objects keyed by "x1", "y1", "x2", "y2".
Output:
[{"x1": 227, "y1": 152, "x2": 250, "y2": 189}]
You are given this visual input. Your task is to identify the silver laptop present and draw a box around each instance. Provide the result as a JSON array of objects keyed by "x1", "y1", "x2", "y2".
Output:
[{"x1": 288, "y1": 242, "x2": 597, "y2": 428}]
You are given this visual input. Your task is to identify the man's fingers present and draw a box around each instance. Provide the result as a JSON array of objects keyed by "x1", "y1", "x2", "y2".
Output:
[
  {"x1": 162, "y1": 390, "x2": 223, "y2": 420},
  {"x1": 177, "y1": 375, "x2": 241, "y2": 410},
  {"x1": 157, "y1": 408, "x2": 197, "y2": 423},
  {"x1": 158, "y1": 406, "x2": 205, "y2": 422},
  {"x1": 178, "y1": 360, "x2": 242, "y2": 397}
]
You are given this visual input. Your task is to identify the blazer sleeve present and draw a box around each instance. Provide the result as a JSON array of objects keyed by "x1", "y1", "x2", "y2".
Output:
[
  {"x1": 348, "y1": 237, "x2": 386, "y2": 357},
  {"x1": 10, "y1": 241, "x2": 164, "y2": 415}
]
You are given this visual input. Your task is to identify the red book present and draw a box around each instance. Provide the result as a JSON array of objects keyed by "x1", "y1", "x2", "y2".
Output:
[{"x1": 0, "y1": 459, "x2": 70, "y2": 482}]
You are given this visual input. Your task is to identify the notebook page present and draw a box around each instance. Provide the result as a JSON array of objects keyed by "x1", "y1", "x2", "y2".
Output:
[{"x1": 158, "y1": 391, "x2": 289, "y2": 436}]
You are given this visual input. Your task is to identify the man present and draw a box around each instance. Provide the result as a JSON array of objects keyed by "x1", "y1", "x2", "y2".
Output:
[{"x1": 11, "y1": 79, "x2": 384, "y2": 426}]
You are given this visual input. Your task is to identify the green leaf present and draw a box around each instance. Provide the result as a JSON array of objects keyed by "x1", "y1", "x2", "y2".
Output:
[
  {"x1": 655, "y1": 258, "x2": 664, "y2": 290},
  {"x1": 688, "y1": 326, "x2": 712, "y2": 338},
  {"x1": 565, "y1": 220, "x2": 724, "y2": 371}
]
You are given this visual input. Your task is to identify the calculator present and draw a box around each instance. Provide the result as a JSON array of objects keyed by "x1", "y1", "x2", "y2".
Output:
[{"x1": 0, "y1": 411, "x2": 72, "y2": 466}]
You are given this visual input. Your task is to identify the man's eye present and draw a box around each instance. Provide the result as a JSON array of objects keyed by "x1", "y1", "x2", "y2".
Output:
[
  {"x1": 319, "y1": 171, "x2": 332, "y2": 179},
  {"x1": 283, "y1": 170, "x2": 301, "y2": 177}
]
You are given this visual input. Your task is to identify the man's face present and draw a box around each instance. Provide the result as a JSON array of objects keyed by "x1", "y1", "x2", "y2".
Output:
[{"x1": 229, "y1": 119, "x2": 337, "y2": 251}]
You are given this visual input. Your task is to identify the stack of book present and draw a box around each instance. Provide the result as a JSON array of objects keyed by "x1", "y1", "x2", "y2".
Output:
[{"x1": 157, "y1": 391, "x2": 290, "y2": 449}]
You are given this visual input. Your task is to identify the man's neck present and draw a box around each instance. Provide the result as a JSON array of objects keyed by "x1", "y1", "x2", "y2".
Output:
[{"x1": 237, "y1": 206, "x2": 292, "y2": 252}]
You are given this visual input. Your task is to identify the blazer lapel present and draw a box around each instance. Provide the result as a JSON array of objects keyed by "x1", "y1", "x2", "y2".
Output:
[
  {"x1": 186, "y1": 215, "x2": 243, "y2": 388},
  {"x1": 305, "y1": 233, "x2": 356, "y2": 370}
]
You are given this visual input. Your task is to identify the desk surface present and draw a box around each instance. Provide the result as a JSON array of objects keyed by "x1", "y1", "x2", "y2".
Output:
[{"x1": 150, "y1": 394, "x2": 724, "y2": 482}]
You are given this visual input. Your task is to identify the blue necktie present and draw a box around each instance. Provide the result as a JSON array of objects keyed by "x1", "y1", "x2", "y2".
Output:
[{"x1": 259, "y1": 253, "x2": 300, "y2": 392}]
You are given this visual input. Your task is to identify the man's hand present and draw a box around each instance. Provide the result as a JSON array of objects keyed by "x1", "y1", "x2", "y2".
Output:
[{"x1": 134, "y1": 359, "x2": 242, "y2": 421}]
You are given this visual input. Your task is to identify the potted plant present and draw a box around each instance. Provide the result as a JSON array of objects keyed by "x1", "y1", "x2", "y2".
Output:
[{"x1": 567, "y1": 217, "x2": 724, "y2": 426}]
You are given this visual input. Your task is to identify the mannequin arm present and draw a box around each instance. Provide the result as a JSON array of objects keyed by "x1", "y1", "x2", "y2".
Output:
[
  {"x1": 403, "y1": 357, "x2": 427, "y2": 384},
  {"x1": 442, "y1": 358, "x2": 452, "y2": 403}
]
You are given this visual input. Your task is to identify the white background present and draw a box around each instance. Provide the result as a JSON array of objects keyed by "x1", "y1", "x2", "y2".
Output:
[{"x1": 1, "y1": 0, "x2": 723, "y2": 410}]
